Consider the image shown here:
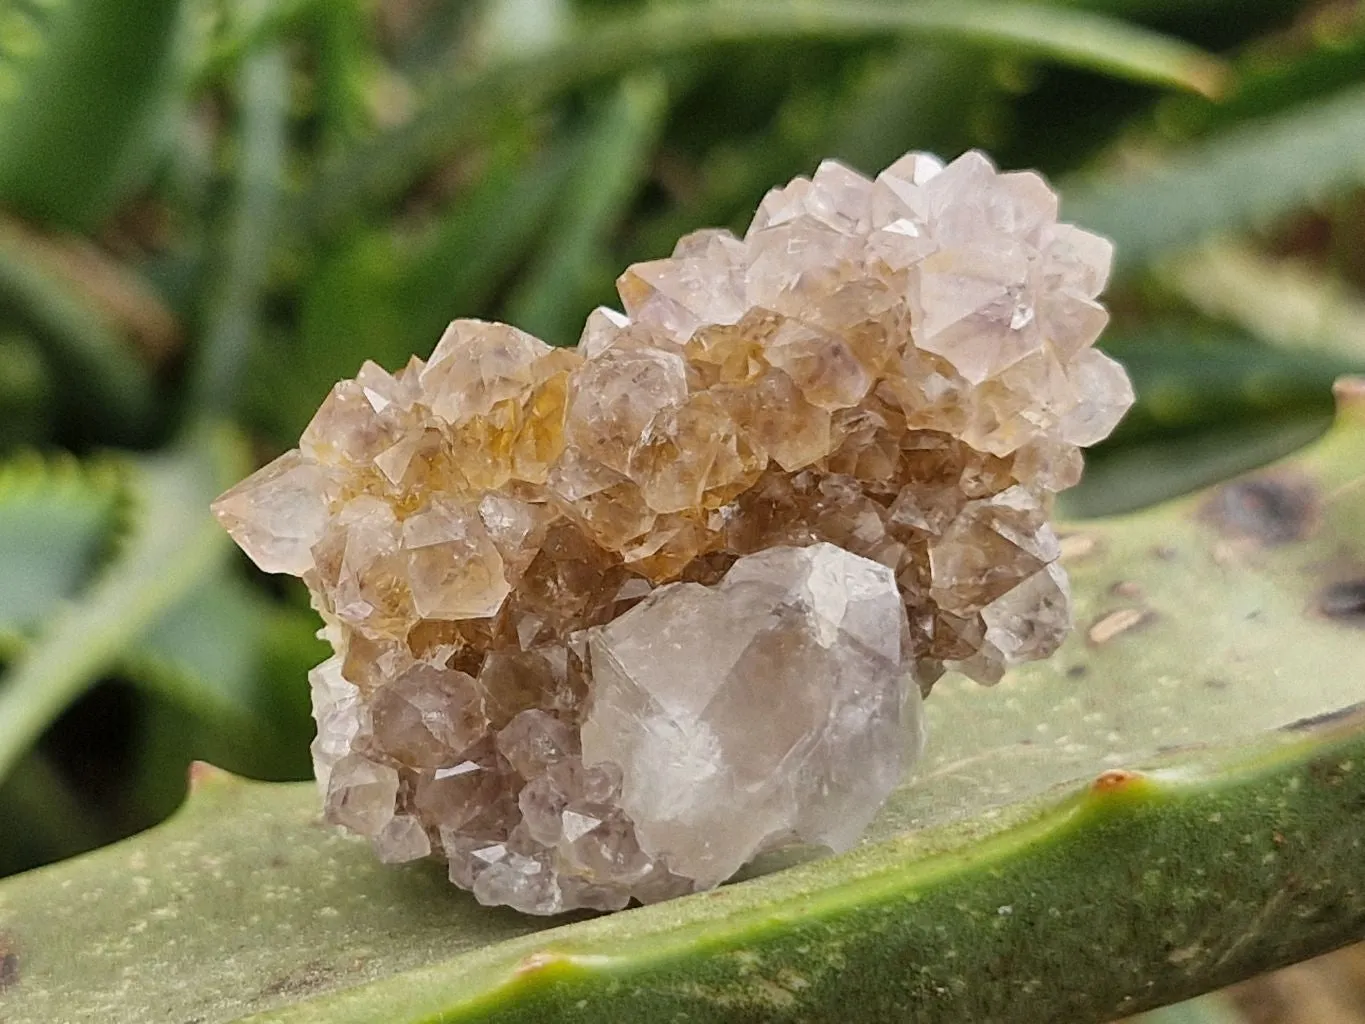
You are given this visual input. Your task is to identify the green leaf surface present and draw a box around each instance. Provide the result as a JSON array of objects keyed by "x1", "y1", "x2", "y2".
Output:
[
  {"x1": 128, "y1": 576, "x2": 320, "y2": 776},
  {"x1": 1063, "y1": 413, "x2": 1332, "y2": 519},
  {"x1": 0, "y1": 426, "x2": 242, "y2": 784},
  {"x1": 303, "y1": 0, "x2": 1224, "y2": 230},
  {"x1": 0, "y1": 454, "x2": 120, "y2": 648},
  {"x1": 0, "y1": 0, "x2": 187, "y2": 227},
  {"x1": 5, "y1": 387, "x2": 1365, "y2": 1024},
  {"x1": 1064, "y1": 82, "x2": 1365, "y2": 272},
  {"x1": 1063, "y1": 328, "x2": 1359, "y2": 516}
]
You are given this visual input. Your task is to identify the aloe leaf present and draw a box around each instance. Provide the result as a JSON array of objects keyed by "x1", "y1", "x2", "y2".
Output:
[
  {"x1": 126, "y1": 578, "x2": 323, "y2": 781},
  {"x1": 0, "y1": 453, "x2": 121, "y2": 649},
  {"x1": 0, "y1": 0, "x2": 187, "y2": 228},
  {"x1": 0, "y1": 219, "x2": 157, "y2": 443},
  {"x1": 1165, "y1": 242, "x2": 1365, "y2": 364},
  {"x1": 0, "y1": 426, "x2": 241, "y2": 784},
  {"x1": 1061, "y1": 328, "x2": 1358, "y2": 516},
  {"x1": 1100, "y1": 328, "x2": 1358, "y2": 447},
  {"x1": 0, "y1": 443, "x2": 320, "y2": 789},
  {"x1": 4, "y1": 384, "x2": 1365, "y2": 1022},
  {"x1": 1064, "y1": 82, "x2": 1365, "y2": 273},
  {"x1": 1152, "y1": 6, "x2": 1365, "y2": 139},
  {"x1": 303, "y1": 1, "x2": 1224, "y2": 230}
]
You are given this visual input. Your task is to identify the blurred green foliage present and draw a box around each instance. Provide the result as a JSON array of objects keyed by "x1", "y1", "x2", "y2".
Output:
[{"x1": 0, "y1": 0, "x2": 1363, "y2": 896}]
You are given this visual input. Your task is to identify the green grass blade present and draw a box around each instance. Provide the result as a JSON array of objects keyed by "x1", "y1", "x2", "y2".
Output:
[
  {"x1": 505, "y1": 72, "x2": 669, "y2": 345},
  {"x1": 1156, "y1": 14, "x2": 1365, "y2": 139},
  {"x1": 1065, "y1": 82, "x2": 1365, "y2": 272},
  {"x1": 192, "y1": 39, "x2": 291, "y2": 415},
  {"x1": 303, "y1": 0, "x2": 1225, "y2": 230}
]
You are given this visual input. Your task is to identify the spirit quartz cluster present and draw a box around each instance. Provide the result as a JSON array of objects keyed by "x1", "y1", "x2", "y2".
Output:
[{"x1": 213, "y1": 150, "x2": 1133, "y2": 914}]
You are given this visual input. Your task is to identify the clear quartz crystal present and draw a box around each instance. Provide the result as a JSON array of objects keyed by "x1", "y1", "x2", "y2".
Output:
[
  {"x1": 213, "y1": 150, "x2": 1131, "y2": 914},
  {"x1": 581, "y1": 543, "x2": 919, "y2": 887}
]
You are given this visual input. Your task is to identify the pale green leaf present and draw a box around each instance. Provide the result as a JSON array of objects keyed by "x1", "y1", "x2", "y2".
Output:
[
  {"x1": 0, "y1": 426, "x2": 241, "y2": 783},
  {"x1": 5, "y1": 387, "x2": 1365, "y2": 1024}
]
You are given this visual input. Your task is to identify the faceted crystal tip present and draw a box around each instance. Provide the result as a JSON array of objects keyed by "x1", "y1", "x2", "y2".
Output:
[{"x1": 214, "y1": 149, "x2": 1131, "y2": 914}]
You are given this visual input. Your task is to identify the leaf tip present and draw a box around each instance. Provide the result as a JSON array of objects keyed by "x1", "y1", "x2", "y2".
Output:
[{"x1": 1187, "y1": 57, "x2": 1232, "y2": 101}]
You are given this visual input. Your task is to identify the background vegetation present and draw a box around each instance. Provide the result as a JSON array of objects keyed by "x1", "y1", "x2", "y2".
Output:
[{"x1": 0, "y1": 0, "x2": 1363, "y2": 1018}]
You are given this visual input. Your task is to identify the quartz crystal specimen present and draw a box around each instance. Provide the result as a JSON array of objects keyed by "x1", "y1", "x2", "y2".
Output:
[{"x1": 213, "y1": 150, "x2": 1133, "y2": 914}]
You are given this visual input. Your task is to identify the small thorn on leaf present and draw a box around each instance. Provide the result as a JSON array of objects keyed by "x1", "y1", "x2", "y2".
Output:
[
  {"x1": 1092, "y1": 769, "x2": 1144, "y2": 793},
  {"x1": 515, "y1": 951, "x2": 565, "y2": 977},
  {"x1": 187, "y1": 761, "x2": 232, "y2": 793},
  {"x1": 1332, "y1": 375, "x2": 1365, "y2": 413}
]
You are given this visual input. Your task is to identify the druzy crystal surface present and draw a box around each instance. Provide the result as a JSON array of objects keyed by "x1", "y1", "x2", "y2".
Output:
[{"x1": 213, "y1": 150, "x2": 1132, "y2": 914}]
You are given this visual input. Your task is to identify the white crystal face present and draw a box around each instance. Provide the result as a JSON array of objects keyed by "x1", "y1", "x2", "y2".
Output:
[
  {"x1": 581, "y1": 544, "x2": 920, "y2": 887},
  {"x1": 217, "y1": 149, "x2": 1132, "y2": 914}
]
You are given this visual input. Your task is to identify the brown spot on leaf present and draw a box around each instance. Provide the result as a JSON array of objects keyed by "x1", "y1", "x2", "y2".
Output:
[
  {"x1": 1109, "y1": 580, "x2": 1145, "y2": 599},
  {"x1": 1059, "y1": 533, "x2": 1099, "y2": 562},
  {"x1": 1152, "y1": 545, "x2": 1179, "y2": 561},
  {"x1": 1201, "y1": 474, "x2": 1320, "y2": 546},
  {"x1": 1087, "y1": 608, "x2": 1153, "y2": 646},
  {"x1": 1066, "y1": 664, "x2": 1088, "y2": 679},
  {"x1": 1092, "y1": 769, "x2": 1143, "y2": 793},
  {"x1": 1318, "y1": 579, "x2": 1365, "y2": 623},
  {"x1": 1281, "y1": 702, "x2": 1365, "y2": 733},
  {"x1": 257, "y1": 960, "x2": 334, "y2": 1000},
  {"x1": 0, "y1": 932, "x2": 17, "y2": 991}
]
